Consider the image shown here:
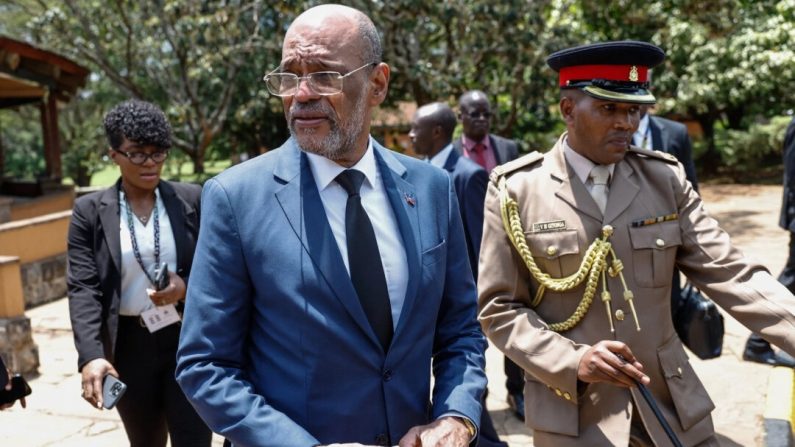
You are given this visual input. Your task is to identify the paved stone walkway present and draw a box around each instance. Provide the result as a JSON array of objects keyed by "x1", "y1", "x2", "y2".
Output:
[{"x1": 0, "y1": 184, "x2": 789, "y2": 446}]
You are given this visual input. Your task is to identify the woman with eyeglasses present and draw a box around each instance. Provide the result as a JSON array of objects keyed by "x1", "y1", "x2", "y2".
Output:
[{"x1": 66, "y1": 100, "x2": 211, "y2": 446}]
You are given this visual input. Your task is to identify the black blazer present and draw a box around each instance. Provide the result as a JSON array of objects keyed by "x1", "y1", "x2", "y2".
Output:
[
  {"x1": 648, "y1": 115, "x2": 699, "y2": 192},
  {"x1": 452, "y1": 134, "x2": 520, "y2": 167},
  {"x1": 67, "y1": 179, "x2": 201, "y2": 370},
  {"x1": 780, "y1": 118, "x2": 795, "y2": 231}
]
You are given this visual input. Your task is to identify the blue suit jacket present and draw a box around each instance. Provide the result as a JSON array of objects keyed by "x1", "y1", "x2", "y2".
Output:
[
  {"x1": 176, "y1": 138, "x2": 487, "y2": 447},
  {"x1": 442, "y1": 149, "x2": 488, "y2": 281}
]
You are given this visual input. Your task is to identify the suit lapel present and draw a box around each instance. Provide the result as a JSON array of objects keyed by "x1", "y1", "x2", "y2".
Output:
[
  {"x1": 650, "y1": 116, "x2": 666, "y2": 153},
  {"x1": 489, "y1": 135, "x2": 503, "y2": 165},
  {"x1": 548, "y1": 139, "x2": 603, "y2": 222},
  {"x1": 273, "y1": 141, "x2": 381, "y2": 349},
  {"x1": 159, "y1": 181, "x2": 190, "y2": 272},
  {"x1": 98, "y1": 181, "x2": 122, "y2": 274},
  {"x1": 373, "y1": 144, "x2": 421, "y2": 341},
  {"x1": 442, "y1": 147, "x2": 458, "y2": 173}
]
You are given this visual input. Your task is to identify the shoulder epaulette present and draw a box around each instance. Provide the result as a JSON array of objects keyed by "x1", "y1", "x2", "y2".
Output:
[
  {"x1": 490, "y1": 151, "x2": 545, "y2": 183},
  {"x1": 627, "y1": 146, "x2": 678, "y2": 164}
]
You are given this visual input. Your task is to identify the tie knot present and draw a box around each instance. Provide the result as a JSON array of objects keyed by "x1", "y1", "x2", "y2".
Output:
[
  {"x1": 472, "y1": 143, "x2": 487, "y2": 153},
  {"x1": 336, "y1": 169, "x2": 366, "y2": 197},
  {"x1": 589, "y1": 165, "x2": 610, "y2": 186}
]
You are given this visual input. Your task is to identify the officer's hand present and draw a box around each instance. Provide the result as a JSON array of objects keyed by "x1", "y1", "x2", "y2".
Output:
[
  {"x1": 80, "y1": 358, "x2": 118, "y2": 409},
  {"x1": 577, "y1": 340, "x2": 650, "y2": 388}
]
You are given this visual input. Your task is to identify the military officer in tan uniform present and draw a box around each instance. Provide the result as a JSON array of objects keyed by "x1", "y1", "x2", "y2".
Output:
[{"x1": 477, "y1": 40, "x2": 795, "y2": 447}]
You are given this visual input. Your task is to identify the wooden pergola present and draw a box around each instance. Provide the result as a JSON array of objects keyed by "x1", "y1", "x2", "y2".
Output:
[{"x1": 0, "y1": 36, "x2": 89, "y2": 183}]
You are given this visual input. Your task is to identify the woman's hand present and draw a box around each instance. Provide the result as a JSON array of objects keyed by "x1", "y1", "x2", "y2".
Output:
[
  {"x1": 81, "y1": 359, "x2": 118, "y2": 409},
  {"x1": 148, "y1": 271, "x2": 186, "y2": 307}
]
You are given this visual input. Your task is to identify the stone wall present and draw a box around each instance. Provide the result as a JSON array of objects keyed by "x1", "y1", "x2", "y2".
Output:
[
  {"x1": 0, "y1": 316, "x2": 39, "y2": 374},
  {"x1": 20, "y1": 254, "x2": 67, "y2": 308}
]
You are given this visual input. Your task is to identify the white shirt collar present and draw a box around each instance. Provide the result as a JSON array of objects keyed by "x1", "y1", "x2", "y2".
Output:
[
  {"x1": 633, "y1": 113, "x2": 651, "y2": 147},
  {"x1": 428, "y1": 143, "x2": 454, "y2": 168},
  {"x1": 305, "y1": 137, "x2": 377, "y2": 192},
  {"x1": 563, "y1": 137, "x2": 615, "y2": 185}
]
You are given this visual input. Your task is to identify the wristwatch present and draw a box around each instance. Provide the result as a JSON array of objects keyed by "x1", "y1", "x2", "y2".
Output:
[{"x1": 456, "y1": 416, "x2": 476, "y2": 439}]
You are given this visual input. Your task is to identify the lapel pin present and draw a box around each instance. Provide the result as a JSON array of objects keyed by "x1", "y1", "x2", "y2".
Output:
[{"x1": 404, "y1": 193, "x2": 416, "y2": 207}]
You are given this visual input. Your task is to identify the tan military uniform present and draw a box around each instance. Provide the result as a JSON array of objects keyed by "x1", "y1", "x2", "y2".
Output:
[{"x1": 478, "y1": 134, "x2": 795, "y2": 446}]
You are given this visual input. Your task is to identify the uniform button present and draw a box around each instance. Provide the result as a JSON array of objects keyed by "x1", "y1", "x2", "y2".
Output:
[
  {"x1": 555, "y1": 388, "x2": 562, "y2": 396},
  {"x1": 615, "y1": 309, "x2": 625, "y2": 321},
  {"x1": 374, "y1": 433, "x2": 389, "y2": 446},
  {"x1": 656, "y1": 238, "x2": 665, "y2": 247},
  {"x1": 677, "y1": 366, "x2": 683, "y2": 375},
  {"x1": 563, "y1": 392, "x2": 572, "y2": 400},
  {"x1": 382, "y1": 369, "x2": 392, "y2": 381},
  {"x1": 546, "y1": 246, "x2": 558, "y2": 256}
]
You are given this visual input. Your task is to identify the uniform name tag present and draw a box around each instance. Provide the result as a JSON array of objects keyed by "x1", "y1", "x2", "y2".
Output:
[
  {"x1": 532, "y1": 220, "x2": 567, "y2": 233},
  {"x1": 140, "y1": 303, "x2": 181, "y2": 333}
]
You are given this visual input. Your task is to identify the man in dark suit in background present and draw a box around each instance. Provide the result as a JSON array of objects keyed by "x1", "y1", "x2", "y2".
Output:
[
  {"x1": 744, "y1": 117, "x2": 795, "y2": 367},
  {"x1": 633, "y1": 106, "x2": 699, "y2": 191},
  {"x1": 410, "y1": 101, "x2": 507, "y2": 447},
  {"x1": 410, "y1": 102, "x2": 488, "y2": 279},
  {"x1": 454, "y1": 91, "x2": 519, "y2": 173},
  {"x1": 454, "y1": 90, "x2": 525, "y2": 421}
]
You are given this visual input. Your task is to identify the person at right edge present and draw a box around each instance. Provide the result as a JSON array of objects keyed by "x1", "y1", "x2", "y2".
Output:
[
  {"x1": 477, "y1": 40, "x2": 795, "y2": 446},
  {"x1": 743, "y1": 116, "x2": 795, "y2": 367}
]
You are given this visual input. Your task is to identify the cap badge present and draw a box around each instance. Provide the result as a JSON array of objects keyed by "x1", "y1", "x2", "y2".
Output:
[{"x1": 629, "y1": 66, "x2": 639, "y2": 82}]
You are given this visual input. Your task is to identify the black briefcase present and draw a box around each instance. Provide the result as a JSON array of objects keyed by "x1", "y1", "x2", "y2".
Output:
[{"x1": 673, "y1": 282, "x2": 724, "y2": 360}]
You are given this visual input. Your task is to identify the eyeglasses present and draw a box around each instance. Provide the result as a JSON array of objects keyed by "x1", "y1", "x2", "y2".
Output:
[
  {"x1": 114, "y1": 149, "x2": 169, "y2": 165},
  {"x1": 465, "y1": 110, "x2": 492, "y2": 119},
  {"x1": 263, "y1": 62, "x2": 377, "y2": 97}
]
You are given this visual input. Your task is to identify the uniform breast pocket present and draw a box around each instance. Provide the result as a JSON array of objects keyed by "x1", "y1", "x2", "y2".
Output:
[
  {"x1": 523, "y1": 230, "x2": 580, "y2": 278},
  {"x1": 628, "y1": 220, "x2": 682, "y2": 288}
]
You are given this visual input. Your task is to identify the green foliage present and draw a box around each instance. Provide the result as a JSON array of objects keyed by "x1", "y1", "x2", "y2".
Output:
[
  {"x1": 715, "y1": 115, "x2": 792, "y2": 168},
  {"x1": 0, "y1": 107, "x2": 44, "y2": 179},
  {"x1": 1, "y1": 0, "x2": 792, "y2": 179}
]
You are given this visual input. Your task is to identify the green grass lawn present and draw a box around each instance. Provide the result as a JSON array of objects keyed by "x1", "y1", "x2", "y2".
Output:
[{"x1": 89, "y1": 159, "x2": 232, "y2": 187}]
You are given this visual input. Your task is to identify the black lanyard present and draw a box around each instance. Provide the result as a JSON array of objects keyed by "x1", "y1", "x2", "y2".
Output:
[{"x1": 122, "y1": 189, "x2": 160, "y2": 287}]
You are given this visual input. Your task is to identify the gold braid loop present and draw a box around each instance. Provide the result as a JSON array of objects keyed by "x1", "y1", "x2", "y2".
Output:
[{"x1": 498, "y1": 176, "x2": 639, "y2": 332}]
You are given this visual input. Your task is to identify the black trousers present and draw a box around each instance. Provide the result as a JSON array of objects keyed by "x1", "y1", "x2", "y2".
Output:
[
  {"x1": 115, "y1": 316, "x2": 212, "y2": 447},
  {"x1": 504, "y1": 358, "x2": 524, "y2": 396}
]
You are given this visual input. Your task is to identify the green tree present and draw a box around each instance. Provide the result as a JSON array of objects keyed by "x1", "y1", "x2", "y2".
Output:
[{"x1": 19, "y1": 0, "x2": 268, "y2": 173}]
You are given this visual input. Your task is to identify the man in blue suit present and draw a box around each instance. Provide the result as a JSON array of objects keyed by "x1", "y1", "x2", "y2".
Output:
[
  {"x1": 409, "y1": 103, "x2": 488, "y2": 280},
  {"x1": 175, "y1": 5, "x2": 487, "y2": 447}
]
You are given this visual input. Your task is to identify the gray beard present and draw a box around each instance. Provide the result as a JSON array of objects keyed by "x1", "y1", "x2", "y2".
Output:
[{"x1": 287, "y1": 94, "x2": 367, "y2": 161}]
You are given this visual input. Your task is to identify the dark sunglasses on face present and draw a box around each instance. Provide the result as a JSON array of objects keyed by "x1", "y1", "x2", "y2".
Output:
[
  {"x1": 465, "y1": 110, "x2": 492, "y2": 119},
  {"x1": 114, "y1": 149, "x2": 169, "y2": 165}
]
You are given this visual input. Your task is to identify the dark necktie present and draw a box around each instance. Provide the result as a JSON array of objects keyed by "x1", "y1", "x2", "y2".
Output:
[
  {"x1": 335, "y1": 170, "x2": 393, "y2": 350},
  {"x1": 471, "y1": 143, "x2": 489, "y2": 171}
]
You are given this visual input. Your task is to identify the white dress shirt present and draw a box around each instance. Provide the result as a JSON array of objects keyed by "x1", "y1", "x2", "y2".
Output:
[
  {"x1": 305, "y1": 138, "x2": 409, "y2": 329},
  {"x1": 563, "y1": 137, "x2": 616, "y2": 192},
  {"x1": 119, "y1": 187, "x2": 177, "y2": 316},
  {"x1": 428, "y1": 143, "x2": 454, "y2": 169},
  {"x1": 633, "y1": 113, "x2": 652, "y2": 150}
]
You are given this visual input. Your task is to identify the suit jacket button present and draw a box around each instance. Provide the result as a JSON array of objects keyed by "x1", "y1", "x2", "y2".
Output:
[
  {"x1": 375, "y1": 433, "x2": 389, "y2": 445},
  {"x1": 383, "y1": 369, "x2": 393, "y2": 381}
]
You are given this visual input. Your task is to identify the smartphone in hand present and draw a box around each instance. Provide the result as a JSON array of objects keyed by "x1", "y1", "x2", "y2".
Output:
[
  {"x1": 0, "y1": 375, "x2": 32, "y2": 405},
  {"x1": 102, "y1": 374, "x2": 127, "y2": 409}
]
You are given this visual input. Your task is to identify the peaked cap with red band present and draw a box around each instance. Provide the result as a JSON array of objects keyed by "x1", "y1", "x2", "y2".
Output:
[{"x1": 546, "y1": 40, "x2": 665, "y2": 104}]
